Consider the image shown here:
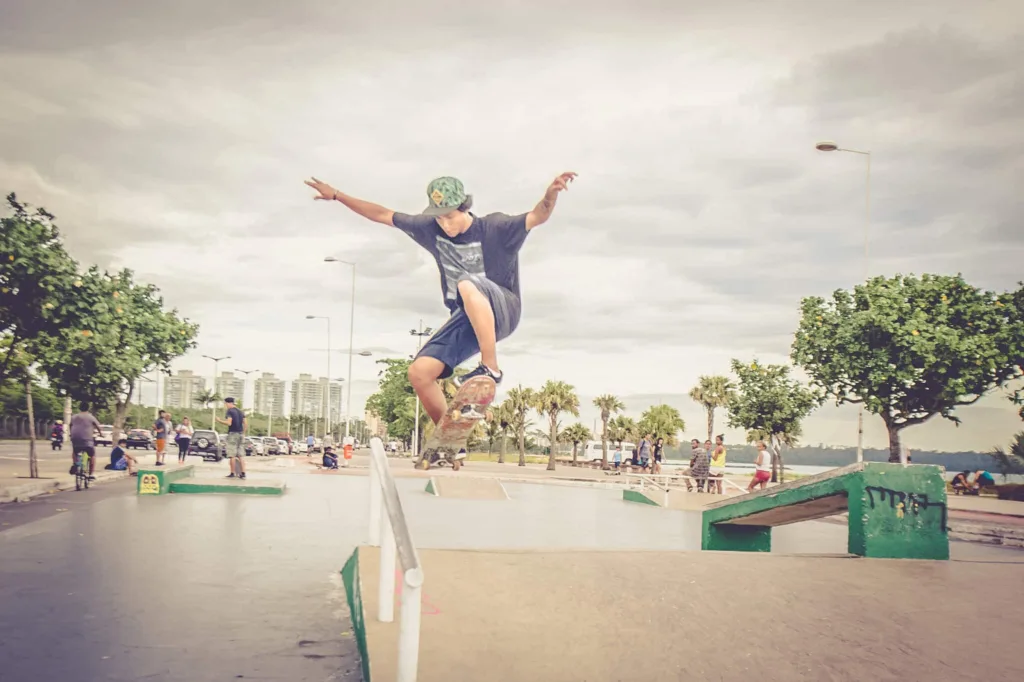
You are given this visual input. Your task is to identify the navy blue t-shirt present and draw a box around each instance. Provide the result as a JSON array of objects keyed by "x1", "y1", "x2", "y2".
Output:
[
  {"x1": 391, "y1": 212, "x2": 529, "y2": 312},
  {"x1": 225, "y1": 407, "x2": 245, "y2": 433}
]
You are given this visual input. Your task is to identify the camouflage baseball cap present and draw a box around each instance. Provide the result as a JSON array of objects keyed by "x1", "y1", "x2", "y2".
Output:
[{"x1": 422, "y1": 176, "x2": 471, "y2": 216}]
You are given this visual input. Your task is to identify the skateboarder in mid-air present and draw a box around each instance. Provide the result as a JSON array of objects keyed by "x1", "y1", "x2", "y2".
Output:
[{"x1": 304, "y1": 171, "x2": 576, "y2": 428}]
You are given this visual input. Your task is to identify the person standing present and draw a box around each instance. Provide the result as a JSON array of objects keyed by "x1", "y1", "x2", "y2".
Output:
[
  {"x1": 68, "y1": 402, "x2": 102, "y2": 479},
  {"x1": 153, "y1": 410, "x2": 169, "y2": 466},
  {"x1": 613, "y1": 444, "x2": 622, "y2": 470},
  {"x1": 176, "y1": 417, "x2": 194, "y2": 464},
  {"x1": 748, "y1": 441, "x2": 772, "y2": 492},
  {"x1": 637, "y1": 434, "x2": 652, "y2": 471},
  {"x1": 306, "y1": 433, "x2": 315, "y2": 454},
  {"x1": 652, "y1": 437, "x2": 664, "y2": 475},
  {"x1": 709, "y1": 434, "x2": 727, "y2": 494},
  {"x1": 690, "y1": 441, "x2": 710, "y2": 493},
  {"x1": 216, "y1": 397, "x2": 247, "y2": 479}
]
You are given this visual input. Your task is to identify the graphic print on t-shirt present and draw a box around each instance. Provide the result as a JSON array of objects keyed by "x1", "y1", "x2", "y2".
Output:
[{"x1": 435, "y1": 237, "x2": 485, "y2": 303}]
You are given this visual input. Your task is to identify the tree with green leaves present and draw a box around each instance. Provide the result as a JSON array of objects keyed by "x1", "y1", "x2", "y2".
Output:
[
  {"x1": 688, "y1": 375, "x2": 736, "y2": 443},
  {"x1": 535, "y1": 380, "x2": 580, "y2": 471},
  {"x1": 792, "y1": 274, "x2": 1024, "y2": 462},
  {"x1": 638, "y1": 404, "x2": 686, "y2": 445},
  {"x1": 728, "y1": 359, "x2": 820, "y2": 482},
  {"x1": 505, "y1": 385, "x2": 535, "y2": 467},
  {"x1": 990, "y1": 432, "x2": 1024, "y2": 481},
  {"x1": 561, "y1": 423, "x2": 592, "y2": 463},
  {"x1": 0, "y1": 193, "x2": 78, "y2": 390},
  {"x1": 593, "y1": 394, "x2": 624, "y2": 469},
  {"x1": 492, "y1": 401, "x2": 513, "y2": 464},
  {"x1": 607, "y1": 415, "x2": 638, "y2": 450},
  {"x1": 193, "y1": 389, "x2": 222, "y2": 428}
]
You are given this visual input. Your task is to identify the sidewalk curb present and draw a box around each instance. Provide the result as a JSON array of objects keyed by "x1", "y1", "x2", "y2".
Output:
[{"x1": 0, "y1": 470, "x2": 129, "y2": 504}]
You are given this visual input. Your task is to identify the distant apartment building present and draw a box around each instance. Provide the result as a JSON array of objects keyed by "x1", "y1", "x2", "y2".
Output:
[
  {"x1": 214, "y1": 371, "x2": 246, "y2": 404},
  {"x1": 163, "y1": 370, "x2": 206, "y2": 409},
  {"x1": 254, "y1": 372, "x2": 287, "y2": 417},
  {"x1": 364, "y1": 410, "x2": 387, "y2": 439},
  {"x1": 290, "y1": 373, "x2": 342, "y2": 422}
]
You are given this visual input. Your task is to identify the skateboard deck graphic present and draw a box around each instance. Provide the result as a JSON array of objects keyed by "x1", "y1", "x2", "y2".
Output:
[{"x1": 416, "y1": 376, "x2": 496, "y2": 471}]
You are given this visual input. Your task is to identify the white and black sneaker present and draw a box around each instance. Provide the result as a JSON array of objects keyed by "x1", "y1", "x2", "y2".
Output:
[{"x1": 455, "y1": 364, "x2": 503, "y2": 388}]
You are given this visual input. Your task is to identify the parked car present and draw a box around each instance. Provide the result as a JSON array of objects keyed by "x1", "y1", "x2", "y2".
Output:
[
  {"x1": 294, "y1": 441, "x2": 308, "y2": 454},
  {"x1": 271, "y1": 433, "x2": 293, "y2": 454},
  {"x1": 96, "y1": 425, "x2": 114, "y2": 447},
  {"x1": 276, "y1": 438, "x2": 290, "y2": 455},
  {"x1": 261, "y1": 436, "x2": 280, "y2": 455},
  {"x1": 244, "y1": 436, "x2": 265, "y2": 456},
  {"x1": 126, "y1": 429, "x2": 154, "y2": 450},
  {"x1": 189, "y1": 429, "x2": 223, "y2": 462}
]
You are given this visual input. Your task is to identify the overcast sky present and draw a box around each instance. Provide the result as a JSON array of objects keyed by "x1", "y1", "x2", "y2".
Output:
[{"x1": 2, "y1": 0, "x2": 1022, "y2": 451}]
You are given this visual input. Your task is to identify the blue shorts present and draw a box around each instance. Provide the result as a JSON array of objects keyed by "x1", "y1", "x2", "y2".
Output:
[{"x1": 417, "y1": 274, "x2": 521, "y2": 378}]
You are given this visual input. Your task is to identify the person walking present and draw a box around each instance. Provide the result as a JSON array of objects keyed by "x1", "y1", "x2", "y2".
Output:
[
  {"x1": 709, "y1": 434, "x2": 727, "y2": 494},
  {"x1": 652, "y1": 437, "x2": 665, "y2": 475},
  {"x1": 153, "y1": 410, "x2": 169, "y2": 466},
  {"x1": 690, "y1": 441, "x2": 710, "y2": 493},
  {"x1": 175, "y1": 417, "x2": 194, "y2": 464},
  {"x1": 748, "y1": 441, "x2": 772, "y2": 492},
  {"x1": 613, "y1": 444, "x2": 622, "y2": 470},
  {"x1": 216, "y1": 397, "x2": 247, "y2": 479},
  {"x1": 638, "y1": 434, "x2": 652, "y2": 471}
]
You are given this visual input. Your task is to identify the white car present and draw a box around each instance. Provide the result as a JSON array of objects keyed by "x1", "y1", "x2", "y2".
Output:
[
  {"x1": 276, "y1": 438, "x2": 290, "y2": 455},
  {"x1": 294, "y1": 442, "x2": 308, "y2": 454},
  {"x1": 96, "y1": 425, "x2": 114, "y2": 447},
  {"x1": 261, "y1": 437, "x2": 279, "y2": 455},
  {"x1": 244, "y1": 437, "x2": 265, "y2": 456}
]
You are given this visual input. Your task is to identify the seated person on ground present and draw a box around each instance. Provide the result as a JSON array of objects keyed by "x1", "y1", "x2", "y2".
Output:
[
  {"x1": 106, "y1": 438, "x2": 138, "y2": 475},
  {"x1": 972, "y1": 469, "x2": 996, "y2": 490},
  {"x1": 951, "y1": 470, "x2": 972, "y2": 493},
  {"x1": 322, "y1": 447, "x2": 339, "y2": 470}
]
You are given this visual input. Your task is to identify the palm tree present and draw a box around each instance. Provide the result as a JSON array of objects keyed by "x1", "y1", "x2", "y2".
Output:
[
  {"x1": 593, "y1": 394, "x2": 624, "y2": 469},
  {"x1": 505, "y1": 385, "x2": 535, "y2": 467},
  {"x1": 688, "y1": 375, "x2": 736, "y2": 443},
  {"x1": 494, "y1": 401, "x2": 513, "y2": 464},
  {"x1": 562, "y1": 423, "x2": 592, "y2": 464},
  {"x1": 990, "y1": 432, "x2": 1024, "y2": 480},
  {"x1": 638, "y1": 404, "x2": 686, "y2": 445},
  {"x1": 193, "y1": 389, "x2": 221, "y2": 428},
  {"x1": 535, "y1": 380, "x2": 580, "y2": 471}
]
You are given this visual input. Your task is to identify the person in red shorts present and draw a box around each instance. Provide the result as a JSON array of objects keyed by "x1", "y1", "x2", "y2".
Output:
[{"x1": 748, "y1": 440, "x2": 773, "y2": 491}]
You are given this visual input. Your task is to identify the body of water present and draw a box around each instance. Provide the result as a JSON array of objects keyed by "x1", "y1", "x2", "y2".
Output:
[{"x1": 663, "y1": 460, "x2": 1024, "y2": 484}]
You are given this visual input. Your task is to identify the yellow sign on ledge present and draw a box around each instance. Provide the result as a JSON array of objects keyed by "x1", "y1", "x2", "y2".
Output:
[{"x1": 139, "y1": 473, "x2": 160, "y2": 495}]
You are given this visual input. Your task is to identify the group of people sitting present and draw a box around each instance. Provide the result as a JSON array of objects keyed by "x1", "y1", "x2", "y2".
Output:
[{"x1": 950, "y1": 469, "x2": 996, "y2": 495}]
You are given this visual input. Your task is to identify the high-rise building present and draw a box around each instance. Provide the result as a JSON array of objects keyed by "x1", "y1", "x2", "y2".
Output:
[
  {"x1": 290, "y1": 374, "x2": 342, "y2": 421},
  {"x1": 214, "y1": 371, "x2": 245, "y2": 404},
  {"x1": 364, "y1": 410, "x2": 387, "y2": 438},
  {"x1": 254, "y1": 372, "x2": 287, "y2": 417},
  {"x1": 163, "y1": 370, "x2": 206, "y2": 409}
]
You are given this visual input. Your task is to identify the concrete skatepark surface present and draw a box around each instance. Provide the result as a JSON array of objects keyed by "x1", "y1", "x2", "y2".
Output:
[
  {"x1": 427, "y1": 475, "x2": 509, "y2": 499},
  {"x1": 358, "y1": 546, "x2": 1024, "y2": 682},
  {"x1": 2, "y1": 458, "x2": 1023, "y2": 682}
]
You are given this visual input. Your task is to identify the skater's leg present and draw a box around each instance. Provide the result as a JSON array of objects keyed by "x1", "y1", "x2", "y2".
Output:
[
  {"x1": 456, "y1": 279, "x2": 498, "y2": 372},
  {"x1": 409, "y1": 357, "x2": 448, "y2": 424}
]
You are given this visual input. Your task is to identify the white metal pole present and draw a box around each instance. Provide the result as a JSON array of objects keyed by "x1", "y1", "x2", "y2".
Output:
[
  {"x1": 211, "y1": 360, "x2": 218, "y2": 429},
  {"x1": 368, "y1": 454, "x2": 382, "y2": 545},
  {"x1": 345, "y1": 263, "x2": 356, "y2": 439},
  {"x1": 378, "y1": 511, "x2": 396, "y2": 623},
  {"x1": 397, "y1": 576, "x2": 423, "y2": 682},
  {"x1": 326, "y1": 318, "x2": 332, "y2": 438},
  {"x1": 412, "y1": 319, "x2": 425, "y2": 460}
]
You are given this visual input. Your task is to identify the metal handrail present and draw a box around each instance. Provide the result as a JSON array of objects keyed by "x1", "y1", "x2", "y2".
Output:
[
  {"x1": 368, "y1": 437, "x2": 423, "y2": 682},
  {"x1": 623, "y1": 472, "x2": 747, "y2": 494}
]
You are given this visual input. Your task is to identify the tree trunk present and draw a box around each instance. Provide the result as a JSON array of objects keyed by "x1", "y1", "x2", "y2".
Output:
[
  {"x1": 769, "y1": 434, "x2": 786, "y2": 484},
  {"x1": 706, "y1": 406, "x2": 714, "y2": 444},
  {"x1": 63, "y1": 395, "x2": 72, "y2": 433},
  {"x1": 886, "y1": 423, "x2": 902, "y2": 463},
  {"x1": 26, "y1": 379, "x2": 39, "y2": 478},
  {"x1": 499, "y1": 433, "x2": 507, "y2": 464},
  {"x1": 112, "y1": 383, "x2": 134, "y2": 443},
  {"x1": 546, "y1": 415, "x2": 557, "y2": 471},
  {"x1": 601, "y1": 418, "x2": 609, "y2": 470},
  {"x1": 571, "y1": 443, "x2": 578, "y2": 463},
  {"x1": 517, "y1": 427, "x2": 526, "y2": 467}
]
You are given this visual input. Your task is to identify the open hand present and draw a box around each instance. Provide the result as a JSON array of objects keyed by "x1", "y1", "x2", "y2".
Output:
[
  {"x1": 305, "y1": 177, "x2": 337, "y2": 201},
  {"x1": 545, "y1": 171, "x2": 577, "y2": 198}
]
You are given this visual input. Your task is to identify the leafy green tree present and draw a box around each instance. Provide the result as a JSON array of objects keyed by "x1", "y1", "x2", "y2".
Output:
[
  {"x1": 608, "y1": 415, "x2": 638, "y2": 448},
  {"x1": 0, "y1": 193, "x2": 78, "y2": 390},
  {"x1": 728, "y1": 359, "x2": 821, "y2": 482},
  {"x1": 33, "y1": 268, "x2": 197, "y2": 440},
  {"x1": 990, "y1": 432, "x2": 1024, "y2": 481},
  {"x1": 192, "y1": 389, "x2": 222, "y2": 428},
  {"x1": 638, "y1": 404, "x2": 686, "y2": 445},
  {"x1": 365, "y1": 358, "x2": 418, "y2": 446},
  {"x1": 505, "y1": 385, "x2": 535, "y2": 467},
  {"x1": 688, "y1": 375, "x2": 736, "y2": 443},
  {"x1": 535, "y1": 380, "x2": 580, "y2": 470},
  {"x1": 561, "y1": 423, "x2": 592, "y2": 463},
  {"x1": 593, "y1": 394, "x2": 624, "y2": 469},
  {"x1": 793, "y1": 275, "x2": 1024, "y2": 462}
]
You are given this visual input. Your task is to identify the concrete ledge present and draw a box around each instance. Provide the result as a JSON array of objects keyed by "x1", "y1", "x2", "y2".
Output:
[
  {"x1": 169, "y1": 478, "x2": 286, "y2": 495},
  {"x1": 137, "y1": 464, "x2": 195, "y2": 495},
  {"x1": 0, "y1": 469, "x2": 128, "y2": 503}
]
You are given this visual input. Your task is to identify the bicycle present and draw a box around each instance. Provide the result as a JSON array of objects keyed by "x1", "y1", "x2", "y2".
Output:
[{"x1": 75, "y1": 450, "x2": 91, "y2": 491}]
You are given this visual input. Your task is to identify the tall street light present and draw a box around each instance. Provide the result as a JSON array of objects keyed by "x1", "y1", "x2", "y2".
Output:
[
  {"x1": 410, "y1": 320, "x2": 434, "y2": 459},
  {"x1": 306, "y1": 315, "x2": 331, "y2": 436},
  {"x1": 816, "y1": 140, "x2": 871, "y2": 463},
  {"x1": 235, "y1": 368, "x2": 259, "y2": 435},
  {"x1": 202, "y1": 354, "x2": 231, "y2": 430},
  {"x1": 324, "y1": 256, "x2": 358, "y2": 439}
]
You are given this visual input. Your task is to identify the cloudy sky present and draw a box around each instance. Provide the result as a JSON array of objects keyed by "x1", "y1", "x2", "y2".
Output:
[{"x1": 2, "y1": 0, "x2": 1022, "y2": 451}]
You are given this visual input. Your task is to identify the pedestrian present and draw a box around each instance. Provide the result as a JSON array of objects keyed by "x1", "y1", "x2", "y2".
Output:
[
  {"x1": 638, "y1": 434, "x2": 652, "y2": 471},
  {"x1": 215, "y1": 397, "x2": 247, "y2": 480},
  {"x1": 709, "y1": 434, "x2": 727, "y2": 494},
  {"x1": 153, "y1": 410, "x2": 169, "y2": 466},
  {"x1": 306, "y1": 433, "x2": 315, "y2": 455},
  {"x1": 748, "y1": 441, "x2": 772, "y2": 492},
  {"x1": 175, "y1": 417, "x2": 194, "y2": 464},
  {"x1": 613, "y1": 444, "x2": 622, "y2": 469},
  {"x1": 68, "y1": 402, "x2": 102, "y2": 480},
  {"x1": 304, "y1": 171, "x2": 576, "y2": 427},
  {"x1": 690, "y1": 442, "x2": 710, "y2": 493},
  {"x1": 652, "y1": 437, "x2": 664, "y2": 475}
]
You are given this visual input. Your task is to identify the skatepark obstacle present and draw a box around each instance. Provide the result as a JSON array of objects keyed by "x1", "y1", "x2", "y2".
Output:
[
  {"x1": 702, "y1": 462, "x2": 949, "y2": 559},
  {"x1": 135, "y1": 464, "x2": 285, "y2": 496}
]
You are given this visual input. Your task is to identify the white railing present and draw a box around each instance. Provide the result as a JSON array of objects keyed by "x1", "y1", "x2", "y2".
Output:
[
  {"x1": 368, "y1": 437, "x2": 424, "y2": 682},
  {"x1": 623, "y1": 472, "x2": 747, "y2": 495}
]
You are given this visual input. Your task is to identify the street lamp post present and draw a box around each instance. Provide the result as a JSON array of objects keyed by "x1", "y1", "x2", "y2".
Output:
[
  {"x1": 323, "y1": 257, "x2": 359, "y2": 438},
  {"x1": 306, "y1": 315, "x2": 331, "y2": 437},
  {"x1": 410, "y1": 320, "x2": 434, "y2": 459},
  {"x1": 815, "y1": 140, "x2": 871, "y2": 463},
  {"x1": 202, "y1": 354, "x2": 231, "y2": 430},
  {"x1": 235, "y1": 368, "x2": 259, "y2": 435}
]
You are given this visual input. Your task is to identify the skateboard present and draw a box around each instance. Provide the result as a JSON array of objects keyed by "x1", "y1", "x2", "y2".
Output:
[{"x1": 415, "y1": 376, "x2": 496, "y2": 472}]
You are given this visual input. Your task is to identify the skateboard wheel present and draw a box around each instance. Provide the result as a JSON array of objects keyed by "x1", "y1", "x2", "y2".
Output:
[{"x1": 452, "y1": 459, "x2": 461, "y2": 471}]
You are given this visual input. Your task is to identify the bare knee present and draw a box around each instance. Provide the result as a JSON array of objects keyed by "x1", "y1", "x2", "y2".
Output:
[
  {"x1": 457, "y1": 278, "x2": 484, "y2": 302},
  {"x1": 408, "y1": 357, "x2": 443, "y2": 389}
]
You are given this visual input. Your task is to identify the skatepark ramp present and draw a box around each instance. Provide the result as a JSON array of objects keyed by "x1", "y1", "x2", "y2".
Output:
[
  {"x1": 345, "y1": 437, "x2": 424, "y2": 682},
  {"x1": 425, "y1": 476, "x2": 509, "y2": 499},
  {"x1": 135, "y1": 464, "x2": 285, "y2": 496},
  {"x1": 702, "y1": 462, "x2": 949, "y2": 559}
]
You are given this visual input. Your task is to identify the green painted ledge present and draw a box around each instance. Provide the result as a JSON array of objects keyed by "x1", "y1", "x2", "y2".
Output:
[
  {"x1": 169, "y1": 479, "x2": 285, "y2": 495},
  {"x1": 341, "y1": 548, "x2": 372, "y2": 682},
  {"x1": 137, "y1": 464, "x2": 195, "y2": 495},
  {"x1": 425, "y1": 479, "x2": 437, "y2": 496},
  {"x1": 623, "y1": 489, "x2": 660, "y2": 506}
]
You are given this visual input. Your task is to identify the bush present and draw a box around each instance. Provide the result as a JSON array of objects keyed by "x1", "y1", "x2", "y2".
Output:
[{"x1": 994, "y1": 484, "x2": 1024, "y2": 502}]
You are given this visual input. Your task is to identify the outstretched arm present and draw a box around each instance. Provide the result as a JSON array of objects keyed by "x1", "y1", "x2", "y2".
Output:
[
  {"x1": 305, "y1": 177, "x2": 396, "y2": 226},
  {"x1": 525, "y1": 171, "x2": 577, "y2": 231}
]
